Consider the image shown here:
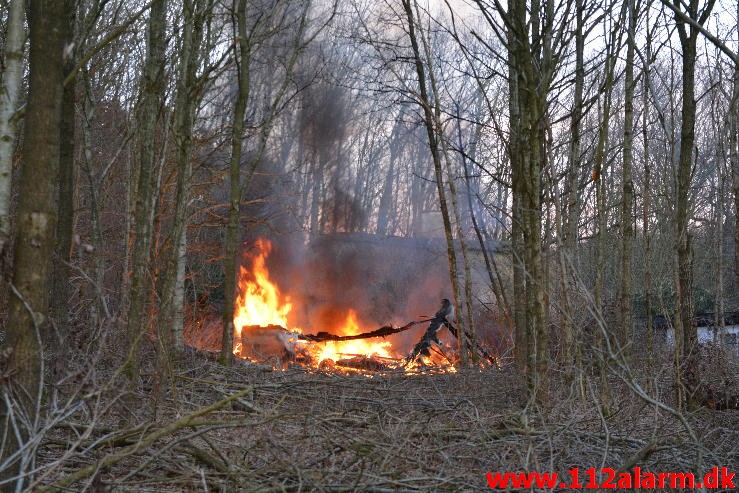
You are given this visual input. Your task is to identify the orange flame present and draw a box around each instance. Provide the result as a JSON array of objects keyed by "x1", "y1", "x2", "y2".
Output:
[
  {"x1": 233, "y1": 239, "x2": 291, "y2": 338},
  {"x1": 310, "y1": 309, "x2": 393, "y2": 364},
  {"x1": 233, "y1": 239, "x2": 399, "y2": 366}
]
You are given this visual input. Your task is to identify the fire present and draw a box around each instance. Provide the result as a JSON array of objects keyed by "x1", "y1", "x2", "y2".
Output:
[
  {"x1": 233, "y1": 239, "x2": 398, "y2": 368},
  {"x1": 231, "y1": 238, "x2": 462, "y2": 373},
  {"x1": 310, "y1": 309, "x2": 393, "y2": 363},
  {"x1": 233, "y1": 239, "x2": 291, "y2": 336}
]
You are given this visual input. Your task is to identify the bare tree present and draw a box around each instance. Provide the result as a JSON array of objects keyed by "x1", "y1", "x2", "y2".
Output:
[
  {"x1": 158, "y1": 0, "x2": 212, "y2": 362},
  {"x1": 220, "y1": 0, "x2": 328, "y2": 364},
  {"x1": 400, "y1": 0, "x2": 466, "y2": 360},
  {"x1": 0, "y1": 0, "x2": 26, "y2": 272},
  {"x1": 501, "y1": 0, "x2": 569, "y2": 395},
  {"x1": 670, "y1": 0, "x2": 715, "y2": 409},
  {"x1": 560, "y1": 0, "x2": 586, "y2": 369},
  {"x1": 618, "y1": 0, "x2": 637, "y2": 349},
  {"x1": 125, "y1": 0, "x2": 168, "y2": 386},
  {"x1": 1, "y1": 0, "x2": 69, "y2": 486},
  {"x1": 732, "y1": 5, "x2": 739, "y2": 308},
  {"x1": 220, "y1": 0, "x2": 250, "y2": 366}
]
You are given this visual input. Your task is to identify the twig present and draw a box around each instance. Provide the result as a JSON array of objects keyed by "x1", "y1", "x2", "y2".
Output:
[{"x1": 37, "y1": 387, "x2": 254, "y2": 492}]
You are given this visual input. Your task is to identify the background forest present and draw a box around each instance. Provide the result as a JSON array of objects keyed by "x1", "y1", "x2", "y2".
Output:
[{"x1": 0, "y1": 0, "x2": 738, "y2": 490}]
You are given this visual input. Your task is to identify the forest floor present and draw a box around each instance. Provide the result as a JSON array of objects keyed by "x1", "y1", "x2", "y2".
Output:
[{"x1": 33, "y1": 348, "x2": 739, "y2": 492}]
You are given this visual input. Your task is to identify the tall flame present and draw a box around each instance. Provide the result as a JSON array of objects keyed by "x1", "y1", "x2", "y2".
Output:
[{"x1": 233, "y1": 239, "x2": 291, "y2": 337}]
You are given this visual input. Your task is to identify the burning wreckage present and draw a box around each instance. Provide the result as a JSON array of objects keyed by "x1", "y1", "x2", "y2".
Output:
[{"x1": 228, "y1": 239, "x2": 497, "y2": 373}]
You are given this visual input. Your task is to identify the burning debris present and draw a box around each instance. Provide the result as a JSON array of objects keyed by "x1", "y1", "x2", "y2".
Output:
[
  {"x1": 224, "y1": 237, "x2": 496, "y2": 373},
  {"x1": 236, "y1": 324, "x2": 298, "y2": 365},
  {"x1": 405, "y1": 299, "x2": 453, "y2": 363},
  {"x1": 334, "y1": 355, "x2": 393, "y2": 372},
  {"x1": 235, "y1": 307, "x2": 479, "y2": 372}
]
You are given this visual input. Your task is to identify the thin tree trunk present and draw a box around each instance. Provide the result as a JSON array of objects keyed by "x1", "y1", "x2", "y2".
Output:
[
  {"x1": 673, "y1": 0, "x2": 714, "y2": 409},
  {"x1": 125, "y1": 0, "x2": 168, "y2": 384},
  {"x1": 50, "y1": 2, "x2": 78, "y2": 388},
  {"x1": 414, "y1": 2, "x2": 475, "y2": 361},
  {"x1": 377, "y1": 115, "x2": 405, "y2": 236},
  {"x1": 80, "y1": 74, "x2": 105, "y2": 330},
  {"x1": 458, "y1": 106, "x2": 512, "y2": 325},
  {"x1": 592, "y1": 15, "x2": 620, "y2": 404},
  {"x1": 220, "y1": 0, "x2": 250, "y2": 365},
  {"x1": 560, "y1": 0, "x2": 584, "y2": 369},
  {"x1": 642, "y1": 17, "x2": 654, "y2": 357},
  {"x1": 401, "y1": 0, "x2": 465, "y2": 362},
  {"x1": 507, "y1": 17, "x2": 527, "y2": 375},
  {"x1": 732, "y1": 1, "x2": 739, "y2": 311},
  {"x1": 0, "y1": 0, "x2": 26, "y2": 273},
  {"x1": 619, "y1": 0, "x2": 636, "y2": 351},
  {"x1": 1, "y1": 0, "x2": 68, "y2": 486},
  {"x1": 594, "y1": 2, "x2": 624, "y2": 324},
  {"x1": 714, "y1": 161, "x2": 725, "y2": 342},
  {"x1": 509, "y1": 0, "x2": 549, "y2": 395},
  {"x1": 160, "y1": 0, "x2": 206, "y2": 361}
]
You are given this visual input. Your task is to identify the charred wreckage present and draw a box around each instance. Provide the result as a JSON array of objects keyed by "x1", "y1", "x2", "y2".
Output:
[{"x1": 237, "y1": 299, "x2": 497, "y2": 372}]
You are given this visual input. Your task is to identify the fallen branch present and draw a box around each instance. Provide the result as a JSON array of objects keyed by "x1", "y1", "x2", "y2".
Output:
[
  {"x1": 37, "y1": 387, "x2": 254, "y2": 492},
  {"x1": 298, "y1": 320, "x2": 426, "y2": 342}
]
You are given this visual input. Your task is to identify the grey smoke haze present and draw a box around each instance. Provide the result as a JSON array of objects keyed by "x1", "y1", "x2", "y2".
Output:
[
  {"x1": 234, "y1": 56, "x2": 461, "y2": 354},
  {"x1": 254, "y1": 232, "x2": 454, "y2": 353}
]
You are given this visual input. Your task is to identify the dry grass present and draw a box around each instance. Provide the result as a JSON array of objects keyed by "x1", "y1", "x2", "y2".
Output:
[{"x1": 28, "y1": 349, "x2": 739, "y2": 492}]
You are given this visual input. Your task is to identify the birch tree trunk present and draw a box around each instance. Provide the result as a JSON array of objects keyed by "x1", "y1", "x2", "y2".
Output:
[{"x1": 0, "y1": 0, "x2": 26, "y2": 273}]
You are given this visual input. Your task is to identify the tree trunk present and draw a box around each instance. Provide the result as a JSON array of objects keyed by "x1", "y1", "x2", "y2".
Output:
[
  {"x1": 401, "y1": 0, "x2": 465, "y2": 362},
  {"x1": 160, "y1": 0, "x2": 206, "y2": 362},
  {"x1": 80, "y1": 74, "x2": 106, "y2": 330},
  {"x1": 459, "y1": 104, "x2": 512, "y2": 325},
  {"x1": 642, "y1": 16, "x2": 654, "y2": 357},
  {"x1": 673, "y1": 0, "x2": 713, "y2": 409},
  {"x1": 51, "y1": 2, "x2": 78, "y2": 354},
  {"x1": 125, "y1": 0, "x2": 168, "y2": 385},
  {"x1": 220, "y1": 0, "x2": 312, "y2": 363},
  {"x1": 377, "y1": 115, "x2": 405, "y2": 236},
  {"x1": 220, "y1": 0, "x2": 250, "y2": 365},
  {"x1": 592, "y1": 12, "x2": 621, "y2": 405},
  {"x1": 507, "y1": 19, "x2": 527, "y2": 375},
  {"x1": 618, "y1": 0, "x2": 636, "y2": 351},
  {"x1": 732, "y1": 3, "x2": 739, "y2": 310},
  {"x1": 0, "y1": 0, "x2": 26, "y2": 273},
  {"x1": 1, "y1": 0, "x2": 68, "y2": 487},
  {"x1": 560, "y1": 0, "x2": 584, "y2": 369},
  {"x1": 507, "y1": 0, "x2": 550, "y2": 395},
  {"x1": 714, "y1": 157, "x2": 725, "y2": 342},
  {"x1": 414, "y1": 1, "x2": 475, "y2": 361}
]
